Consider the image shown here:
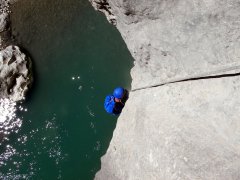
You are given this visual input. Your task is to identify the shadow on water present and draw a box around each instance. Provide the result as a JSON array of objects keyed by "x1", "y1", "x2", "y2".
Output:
[{"x1": 1, "y1": 0, "x2": 133, "y2": 179}]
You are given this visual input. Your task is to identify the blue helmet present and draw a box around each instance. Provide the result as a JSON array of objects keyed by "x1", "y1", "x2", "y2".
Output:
[{"x1": 113, "y1": 87, "x2": 124, "y2": 99}]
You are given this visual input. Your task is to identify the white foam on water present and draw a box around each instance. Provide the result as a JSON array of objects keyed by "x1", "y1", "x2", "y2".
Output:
[
  {"x1": 93, "y1": 141, "x2": 101, "y2": 151},
  {"x1": 0, "y1": 145, "x2": 16, "y2": 165},
  {"x1": 86, "y1": 105, "x2": 95, "y2": 117},
  {"x1": 78, "y1": 85, "x2": 83, "y2": 91}
]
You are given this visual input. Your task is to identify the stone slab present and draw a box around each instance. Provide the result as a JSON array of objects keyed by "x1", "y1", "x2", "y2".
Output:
[
  {"x1": 107, "y1": 0, "x2": 240, "y2": 90},
  {"x1": 96, "y1": 76, "x2": 240, "y2": 180}
]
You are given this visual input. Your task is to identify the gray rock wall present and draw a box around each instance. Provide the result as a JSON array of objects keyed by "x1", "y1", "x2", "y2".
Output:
[
  {"x1": 94, "y1": 0, "x2": 240, "y2": 90},
  {"x1": 96, "y1": 77, "x2": 240, "y2": 180},
  {"x1": 89, "y1": 0, "x2": 240, "y2": 179}
]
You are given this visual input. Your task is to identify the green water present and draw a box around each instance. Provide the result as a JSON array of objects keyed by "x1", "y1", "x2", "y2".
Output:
[{"x1": 1, "y1": 0, "x2": 133, "y2": 179}]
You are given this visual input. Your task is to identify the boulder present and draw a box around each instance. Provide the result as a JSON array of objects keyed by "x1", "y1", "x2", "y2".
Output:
[{"x1": 0, "y1": 45, "x2": 32, "y2": 101}]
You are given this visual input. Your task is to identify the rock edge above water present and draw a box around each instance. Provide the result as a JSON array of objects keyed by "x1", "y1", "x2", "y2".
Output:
[
  {"x1": 0, "y1": 45, "x2": 32, "y2": 101},
  {"x1": 0, "y1": 0, "x2": 32, "y2": 102}
]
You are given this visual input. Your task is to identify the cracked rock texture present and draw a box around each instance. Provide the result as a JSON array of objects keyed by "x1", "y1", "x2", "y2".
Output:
[
  {"x1": 90, "y1": 0, "x2": 240, "y2": 179},
  {"x1": 0, "y1": 45, "x2": 32, "y2": 101}
]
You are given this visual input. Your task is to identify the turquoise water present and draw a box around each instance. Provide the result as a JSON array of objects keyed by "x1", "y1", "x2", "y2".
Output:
[{"x1": 0, "y1": 0, "x2": 133, "y2": 179}]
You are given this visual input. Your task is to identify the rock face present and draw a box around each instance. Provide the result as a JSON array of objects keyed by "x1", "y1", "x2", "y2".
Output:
[
  {"x1": 97, "y1": 77, "x2": 240, "y2": 180},
  {"x1": 91, "y1": 0, "x2": 240, "y2": 90},
  {"x1": 90, "y1": 0, "x2": 240, "y2": 179},
  {"x1": 0, "y1": 46, "x2": 32, "y2": 101}
]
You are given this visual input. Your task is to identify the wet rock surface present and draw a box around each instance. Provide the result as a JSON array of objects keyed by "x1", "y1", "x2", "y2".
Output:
[{"x1": 90, "y1": 0, "x2": 240, "y2": 179}]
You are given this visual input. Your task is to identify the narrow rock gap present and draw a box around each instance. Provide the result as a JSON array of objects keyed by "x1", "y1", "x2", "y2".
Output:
[{"x1": 132, "y1": 72, "x2": 240, "y2": 92}]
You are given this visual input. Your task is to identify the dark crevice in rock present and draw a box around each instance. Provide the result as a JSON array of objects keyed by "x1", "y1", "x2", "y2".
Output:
[
  {"x1": 20, "y1": 81, "x2": 27, "y2": 90},
  {"x1": 7, "y1": 73, "x2": 20, "y2": 93},
  {"x1": 97, "y1": 1, "x2": 112, "y2": 14},
  {"x1": 89, "y1": 0, "x2": 116, "y2": 25},
  {"x1": 132, "y1": 72, "x2": 240, "y2": 92},
  {"x1": 7, "y1": 55, "x2": 16, "y2": 65}
]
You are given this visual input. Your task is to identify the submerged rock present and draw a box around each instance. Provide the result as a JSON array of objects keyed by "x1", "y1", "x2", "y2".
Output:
[
  {"x1": 0, "y1": 45, "x2": 32, "y2": 101},
  {"x1": 90, "y1": 0, "x2": 240, "y2": 179}
]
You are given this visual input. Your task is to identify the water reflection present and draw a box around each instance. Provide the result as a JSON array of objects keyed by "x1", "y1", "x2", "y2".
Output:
[{"x1": 0, "y1": 99, "x2": 22, "y2": 139}]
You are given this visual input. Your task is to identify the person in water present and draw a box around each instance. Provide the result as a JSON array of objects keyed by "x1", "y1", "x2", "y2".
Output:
[{"x1": 104, "y1": 87, "x2": 129, "y2": 115}]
